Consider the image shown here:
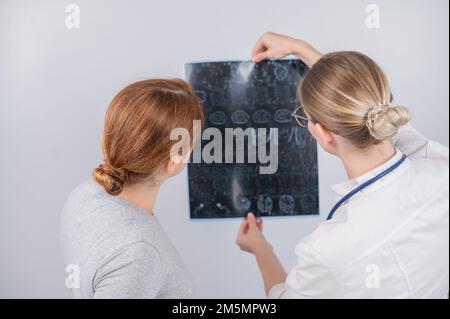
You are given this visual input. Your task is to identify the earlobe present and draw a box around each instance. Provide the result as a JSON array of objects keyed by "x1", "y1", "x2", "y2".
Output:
[
  {"x1": 166, "y1": 159, "x2": 186, "y2": 177},
  {"x1": 166, "y1": 160, "x2": 178, "y2": 176},
  {"x1": 316, "y1": 123, "x2": 335, "y2": 146}
]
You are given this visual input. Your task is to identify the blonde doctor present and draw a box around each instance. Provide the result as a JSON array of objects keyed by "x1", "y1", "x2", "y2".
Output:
[{"x1": 236, "y1": 32, "x2": 449, "y2": 299}]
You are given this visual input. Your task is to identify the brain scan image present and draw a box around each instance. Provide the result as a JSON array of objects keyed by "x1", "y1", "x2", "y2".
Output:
[{"x1": 185, "y1": 60, "x2": 319, "y2": 219}]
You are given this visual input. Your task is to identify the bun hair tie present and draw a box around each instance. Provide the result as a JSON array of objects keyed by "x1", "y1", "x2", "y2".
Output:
[
  {"x1": 99, "y1": 162, "x2": 129, "y2": 183},
  {"x1": 367, "y1": 101, "x2": 393, "y2": 126}
]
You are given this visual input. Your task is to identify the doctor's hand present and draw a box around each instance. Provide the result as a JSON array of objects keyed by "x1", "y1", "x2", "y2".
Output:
[
  {"x1": 252, "y1": 32, "x2": 323, "y2": 68},
  {"x1": 236, "y1": 213, "x2": 271, "y2": 255}
]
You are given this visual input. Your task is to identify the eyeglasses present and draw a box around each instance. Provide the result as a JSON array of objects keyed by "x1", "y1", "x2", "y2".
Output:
[{"x1": 291, "y1": 105, "x2": 312, "y2": 128}]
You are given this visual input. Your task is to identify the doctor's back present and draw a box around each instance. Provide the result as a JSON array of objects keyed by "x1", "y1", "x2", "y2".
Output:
[{"x1": 275, "y1": 126, "x2": 449, "y2": 299}]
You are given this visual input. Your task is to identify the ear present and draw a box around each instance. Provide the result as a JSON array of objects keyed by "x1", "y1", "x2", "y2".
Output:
[
  {"x1": 310, "y1": 122, "x2": 338, "y2": 154},
  {"x1": 315, "y1": 123, "x2": 334, "y2": 144},
  {"x1": 165, "y1": 159, "x2": 187, "y2": 178}
]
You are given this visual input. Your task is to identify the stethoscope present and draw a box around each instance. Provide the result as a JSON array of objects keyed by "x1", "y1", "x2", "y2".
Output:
[{"x1": 327, "y1": 154, "x2": 408, "y2": 221}]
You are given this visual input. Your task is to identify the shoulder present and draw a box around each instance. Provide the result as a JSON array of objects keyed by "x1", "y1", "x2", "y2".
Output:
[
  {"x1": 409, "y1": 152, "x2": 449, "y2": 186},
  {"x1": 62, "y1": 179, "x2": 109, "y2": 219},
  {"x1": 62, "y1": 179, "x2": 150, "y2": 228},
  {"x1": 61, "y1": 180, "x2": 163, "y2": 258}
]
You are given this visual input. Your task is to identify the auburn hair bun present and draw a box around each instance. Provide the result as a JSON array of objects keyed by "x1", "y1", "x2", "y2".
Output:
[{"x1": 92, "y1": 163, "x2": 128, "y2": 195}]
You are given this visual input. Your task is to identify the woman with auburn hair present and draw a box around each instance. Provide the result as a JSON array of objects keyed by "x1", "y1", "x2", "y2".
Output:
[
  {"x1": 61, "y1": 79, "x2": 204, "y2": 298},
  {"x1": 236, "y1": 32, "x2": 449, "y2": 299}
]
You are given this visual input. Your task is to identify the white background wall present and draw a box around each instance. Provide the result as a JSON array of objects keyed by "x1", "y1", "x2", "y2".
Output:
[{"x1": 0, "y1": 0, "x2": 448, "y2": 298}]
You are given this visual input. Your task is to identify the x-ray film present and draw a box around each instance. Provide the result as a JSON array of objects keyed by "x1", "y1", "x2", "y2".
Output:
[{"x1": 185, "y1": 60, "x2": 319, "y2": 219}]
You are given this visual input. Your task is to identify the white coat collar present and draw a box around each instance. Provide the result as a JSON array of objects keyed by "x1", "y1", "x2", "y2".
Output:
[{"x1": 330, "y1": 149, "x2": 405, "y2": 198}]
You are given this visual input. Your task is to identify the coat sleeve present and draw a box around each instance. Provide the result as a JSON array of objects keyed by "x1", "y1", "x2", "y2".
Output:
[{"x1": 268, "y1": 241, "x2": 343, "y2": 299}]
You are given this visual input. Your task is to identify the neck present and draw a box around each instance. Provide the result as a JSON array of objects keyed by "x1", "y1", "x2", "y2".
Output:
[
  {"x1": 339, "y1": 141, "x2": 397, "y2": 180},
  {"x1": 119, "y1": 181, "x2": 160, "y2": 215}
]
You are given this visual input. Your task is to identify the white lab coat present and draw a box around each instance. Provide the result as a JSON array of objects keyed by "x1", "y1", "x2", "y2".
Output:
[{"x1": 269, "y1": 126, "x2": 449, "y2": 299}]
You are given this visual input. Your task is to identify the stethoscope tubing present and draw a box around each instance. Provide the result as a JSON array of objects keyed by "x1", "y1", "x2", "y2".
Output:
[{"x1": 327, "y1": 154, "x2": 408, "y2": 221}]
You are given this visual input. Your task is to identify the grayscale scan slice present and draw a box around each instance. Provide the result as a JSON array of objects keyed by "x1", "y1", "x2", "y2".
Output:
[{"x1": 185, "y1": 60, "x2": 319, "y2": 219}]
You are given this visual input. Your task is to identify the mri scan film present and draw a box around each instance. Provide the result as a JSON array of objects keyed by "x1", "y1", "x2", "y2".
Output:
[{"x1": 185, "y1": 60, "x2": 319, "y2": 219}]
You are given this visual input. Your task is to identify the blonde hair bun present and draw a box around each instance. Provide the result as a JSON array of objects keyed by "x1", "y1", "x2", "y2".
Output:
[
  {"x1": 366, "y1": 103, "x2": 411, "y2": 141},
  {"x1": 92, "y1": 163, "x2": 128, "y2": 195},
  {"x1": 300, "y1": 51, "x2": 413, "y2": 148}
]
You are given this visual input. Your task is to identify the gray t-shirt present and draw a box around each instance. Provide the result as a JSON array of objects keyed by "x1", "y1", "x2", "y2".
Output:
[{"x1": 60, "y1": 180, "x2": 195, "y2": 299}]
